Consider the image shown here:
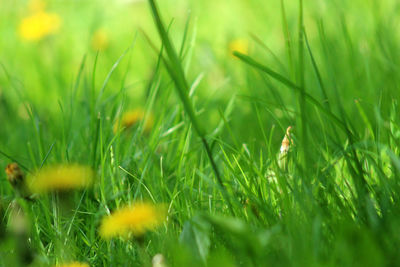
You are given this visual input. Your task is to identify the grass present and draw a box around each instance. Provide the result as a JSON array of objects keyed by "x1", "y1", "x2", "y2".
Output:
[{"x1": 1, "y1": 0, "x2": 400, "y2": 266}]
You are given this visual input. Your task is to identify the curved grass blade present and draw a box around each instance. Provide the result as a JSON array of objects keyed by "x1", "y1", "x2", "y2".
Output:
[
  {"x1": 147, "y1": 0, "x2": 234, "y2": 215},
  {"x1": 233, "y1": 51, "x2": 351, "y2": 137}
]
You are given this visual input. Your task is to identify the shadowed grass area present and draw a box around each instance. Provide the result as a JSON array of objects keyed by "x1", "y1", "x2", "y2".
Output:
[{"x1": 1, "y1": 0, "x2": 400, "y2": 266}]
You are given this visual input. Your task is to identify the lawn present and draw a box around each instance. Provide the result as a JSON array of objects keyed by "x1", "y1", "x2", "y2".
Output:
[{"x1": 1, "y1": 0, "x2": 400, "y2": 266}]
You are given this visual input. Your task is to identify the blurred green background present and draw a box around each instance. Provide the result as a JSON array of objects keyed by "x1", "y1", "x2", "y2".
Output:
[
  {"x1": 3, "y1": 0, "x2": 399, "y2": 105},
  {"x1": 2, "y1": 0, "x2": 400, "y2": 151},
  {"x1": 2, "y1": 1, "x2": 400, "y2": 265}
]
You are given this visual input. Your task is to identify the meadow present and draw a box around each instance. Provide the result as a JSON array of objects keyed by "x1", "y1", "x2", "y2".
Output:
[{"x1": 1, "y1": 0, "x2": 400, "y2": 266}]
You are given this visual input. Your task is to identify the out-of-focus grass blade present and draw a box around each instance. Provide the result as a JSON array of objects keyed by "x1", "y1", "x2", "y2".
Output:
[
  {"x1": 148, "y1": 0, "x2": 203, "y2": 137},
  {"x1": 148, "y1": 0, "x2": 234, "y2": 215},
  {"x1": 280, "y1": 0, "x2": 294, "y2": 77},
  {"x1": 95, "y1": 35, "x2": 137, "y2": 107},
  {"x1": 303, "y1": 29, "x2": 331, "y2": 110},
  {"x1": 233, "y1": 51, "x2": 350, "y2": 136}
]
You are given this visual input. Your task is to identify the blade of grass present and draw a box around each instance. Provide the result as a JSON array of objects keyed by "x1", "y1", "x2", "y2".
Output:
[
  {"x1": 233, "y1": 51, "x2": 349, "y2": 136},
  {"x1": 303, "y1": 29, "x2": 331, "y2": 110},
  {"x1": 280, "y1": 0, "x2": 294, "y2": 78},
  {"x1": 147, "y1": 0, "x2": 234, "y2": 215},
  {"x1": 297, "y1": 0, "x2": 309, "y2": 173}
]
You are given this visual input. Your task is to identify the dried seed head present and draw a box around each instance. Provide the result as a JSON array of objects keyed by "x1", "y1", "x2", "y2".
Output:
[
  {"x1": 5, "y1": 163, "x2": 25, "y2": 187},
  {"x1": 280, "y1": 126, "x2": 293, "y2": 154},
  {"x1": 278, "y1": 126, "x2": 293, "y2": 169},
  {"x1": 5, "y1": 163, "x2": 33, "y2": 200}
]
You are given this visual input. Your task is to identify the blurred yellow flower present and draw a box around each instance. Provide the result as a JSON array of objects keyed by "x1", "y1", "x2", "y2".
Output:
[
  {"x1": 99, "y1": 202, "x2": 166, "y2": 239},
  {"x1": 113, "y1": 109, "x2": 154, "y2": 134},
  {"x1": 56, "y1": 262, "x2": 90, "y2": 267},
  {"x1": 91, "y1": 29, "x2": 109, "y2": 51},
  {"x1": 27, "y1": 164, "x2": 94, "y2": 194},
  {"x1": 228, "y1": 39, "x2": 249, "y2": 57},
  {"x1": 18, "y1": 11, "x2": 61, "y2": 41}
]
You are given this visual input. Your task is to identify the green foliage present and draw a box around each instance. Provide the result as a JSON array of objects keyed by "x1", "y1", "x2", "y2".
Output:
[{"x1": 1, "y1": 0, "x2": 400, "y2": 266}]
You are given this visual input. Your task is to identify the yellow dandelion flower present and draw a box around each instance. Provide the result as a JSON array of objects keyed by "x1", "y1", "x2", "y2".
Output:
[
  {"x1": 99, "y1": 202, "x2": 166, "y2": 239},
  {"x1": 228, "y1": 39, "x2": 249, "y2": 57},
  {"x1": 56, "y1": 262, "x2": 90, "y2": 267},
  {"x1": 27, "y1": 164, "x2": 94, "y2": 194},
  {"x1": 91, "y1": 28, "x2": 109, "y2": 51},
  {"x1": 18, "y1": 11, "x2": 61, "y2": 41},
  {"x1": 113, "y1": 109, "x2": 154, "y2": 134}
]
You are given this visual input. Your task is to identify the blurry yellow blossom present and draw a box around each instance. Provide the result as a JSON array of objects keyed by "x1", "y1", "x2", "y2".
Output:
[
  {"x1": 56, "y1": 262, "x2": 90, "y2": 267},
  {"x1": 91, "y1": 29, "x2": 109, "y2": 51},
  {"x1": 27, "y1": 164, "x2": 94, "y2": 194},
  {"x1": 18, "y1": 10, "x2": 61, "y2": 41},
  {"x1": 99, "y1": 202, "x2": 166, "y2": 239},
  {"x1": 228, "y1": 39, "x2": 249, "y2": 57},
  {"x1": 113, "y1": 109, "x2": 154, "y2": 134}
]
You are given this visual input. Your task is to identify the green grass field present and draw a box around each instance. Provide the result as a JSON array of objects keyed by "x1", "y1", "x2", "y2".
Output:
[{"x1": 1, "y1": 0, "x2": 400, "y2": 266}]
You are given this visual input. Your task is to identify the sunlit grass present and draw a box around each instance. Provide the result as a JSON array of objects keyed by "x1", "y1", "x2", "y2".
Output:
[{"x1": 1, "y1": 0, "x2": 400, "y2": 266}]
